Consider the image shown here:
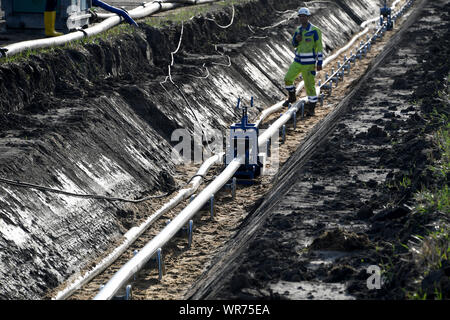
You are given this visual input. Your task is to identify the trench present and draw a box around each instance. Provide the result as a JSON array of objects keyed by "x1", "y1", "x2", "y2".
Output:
[
  {"x1": 0, "y1": 0, "x2": 418, "y2": 300},
  {"x1": 187, "y1": 0, "x2": 450, "y2": 300}
]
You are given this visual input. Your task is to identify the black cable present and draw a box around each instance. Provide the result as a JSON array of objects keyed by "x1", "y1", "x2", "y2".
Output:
[
  {"x1": 75, "y1": 28, "x2": 89, "y2": 37},
  {"x1": 0, "y1": 172, "x2": 213, "y2": 203}
]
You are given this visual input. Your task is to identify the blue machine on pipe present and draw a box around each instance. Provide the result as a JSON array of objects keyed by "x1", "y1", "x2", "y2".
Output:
[{"x1": 225, "y1": 97, "x2": 263, "y2": 185}]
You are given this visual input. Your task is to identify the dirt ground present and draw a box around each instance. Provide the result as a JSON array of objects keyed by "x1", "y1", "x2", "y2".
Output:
[{"x1": 188, "y1": 0, "x2": 449, "y2": 300}]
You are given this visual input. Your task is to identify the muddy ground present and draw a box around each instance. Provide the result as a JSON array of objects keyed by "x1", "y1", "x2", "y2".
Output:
[{"x1": 187, "y1": 0, "x2": 450, "y2": 300}]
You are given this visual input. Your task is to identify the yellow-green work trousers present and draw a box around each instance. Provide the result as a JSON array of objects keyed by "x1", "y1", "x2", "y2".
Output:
[{"x1": 284, "y1": 62, "x2": 318, "y2": 103}]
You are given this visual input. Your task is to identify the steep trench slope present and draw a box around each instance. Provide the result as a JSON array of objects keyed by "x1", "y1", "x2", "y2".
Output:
[{"x1": 0, "y1": 0, "x2": 382, "y2": 299}]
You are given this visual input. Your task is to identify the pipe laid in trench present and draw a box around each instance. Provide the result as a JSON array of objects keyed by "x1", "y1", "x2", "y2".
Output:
[
  {"x1": 53, "y1": 152, "x2": 223, "y2": 300},
  {"x1": 52, "y1": 0, "x2": 410, "y2": 300},
  {"x1": 320, "y1": 0, "x2": 413, "y2": 89}
]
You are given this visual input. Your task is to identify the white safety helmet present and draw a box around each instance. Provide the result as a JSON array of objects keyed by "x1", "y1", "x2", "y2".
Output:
[{"x1": 298, "y1": 7, "x2": 311, "y2": 16}]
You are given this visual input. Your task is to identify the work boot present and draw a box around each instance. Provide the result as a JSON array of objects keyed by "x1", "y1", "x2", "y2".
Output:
[
  {"x1": 288, "y1": 90, "x2": 297, "y2": 103},
  {"x1": 44, "y1": 11, "x2": 63, "y2": 37},
  {"x1": 283, "y1": 90, "x2": 297, "y2": 107},
  {"x1": 304, "y1": 102, "x2": 316, "y2": 116}
]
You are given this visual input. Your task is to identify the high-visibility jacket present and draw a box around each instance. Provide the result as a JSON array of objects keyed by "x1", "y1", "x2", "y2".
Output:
[{"x1": 292, "y1": 23, "x2": 323, "y2": 66}]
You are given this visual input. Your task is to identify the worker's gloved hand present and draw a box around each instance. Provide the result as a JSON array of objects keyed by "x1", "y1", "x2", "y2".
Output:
[{"x1": 317, "y1": 65, "x2": 322, "y2": 71}]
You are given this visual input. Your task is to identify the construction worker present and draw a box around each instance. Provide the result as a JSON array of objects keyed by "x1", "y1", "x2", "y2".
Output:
[
  {"x1": 44, "y1": 0, "x2": 63, "y2": 37},
  {"x1": 283, "y1": 7, "x2": 323, "y2": 116}
]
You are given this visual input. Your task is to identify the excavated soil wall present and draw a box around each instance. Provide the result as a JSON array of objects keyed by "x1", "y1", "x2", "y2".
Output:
[{"x1": 0, "y1": 0, "x2": 383, "y2": 299}]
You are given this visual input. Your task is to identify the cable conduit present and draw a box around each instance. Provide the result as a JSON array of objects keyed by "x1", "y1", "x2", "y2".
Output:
[
  {"x1": 0, "y1": 177, "x2": 172, "y2": 202},
  {"x1": 204, "y1": 4, "x2": 235, "y2": 28}
]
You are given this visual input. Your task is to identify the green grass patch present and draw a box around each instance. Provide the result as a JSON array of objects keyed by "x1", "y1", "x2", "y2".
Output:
[
  {"x1": 407, "y1": 82, "x2": 450, "y2": 300},
  {"x1": 408, "y1": 227, "x2": 449, "y2": 300}
]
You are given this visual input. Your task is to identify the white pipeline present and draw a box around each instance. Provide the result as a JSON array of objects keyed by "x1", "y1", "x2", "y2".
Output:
[
  {"x1": 53, "y1": 152, "x2": 223, "y2": 300},
  {"x1": 93, "y1": 156, "x2": 242, "y2": 300}
]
